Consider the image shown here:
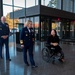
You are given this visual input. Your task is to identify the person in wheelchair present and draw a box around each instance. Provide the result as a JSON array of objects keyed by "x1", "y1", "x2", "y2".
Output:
[{"x1": 47, "y1": 29, "x2": 64, "y2": 62}]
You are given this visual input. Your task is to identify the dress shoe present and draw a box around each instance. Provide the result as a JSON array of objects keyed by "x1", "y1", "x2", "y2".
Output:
[
  {"x1": 25, "y1": 63, "x2": 29, "y2": 66},
  {"x1": 6, "y1": 59, "x2": 11, "y2": 61},
  {"x1": 0, "y1": 57, "x2": 3, "y2": 59},
  {"x1": 31, "y1": 65, "x2": 38, "y2": 68}
]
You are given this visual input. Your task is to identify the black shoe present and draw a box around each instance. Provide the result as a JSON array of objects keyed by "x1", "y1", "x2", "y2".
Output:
[
  {"x1": 31, "y1": 65, "x2": 38, "y2": 68},
  {"x1": 0, "y1": 57, "x2": 3, "y2": 59},
  {"x1": 25, "y1": 63, "x2": 29, "y2": 66},
  {"x1": 7, "y1": 59, "x2": 11, "y2": 61},
  {"x1": 58, "y1": 58, "x2": 64, "y2": 63}
]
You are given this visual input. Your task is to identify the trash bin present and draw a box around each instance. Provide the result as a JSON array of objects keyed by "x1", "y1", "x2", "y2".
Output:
[{"x1": 16, "y1": 32, "x2": 23, "y2": 52}]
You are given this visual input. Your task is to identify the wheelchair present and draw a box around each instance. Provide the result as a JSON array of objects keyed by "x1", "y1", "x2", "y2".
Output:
[{"x1": 42, "y1": 43, "x2": 63, "y2": 64}]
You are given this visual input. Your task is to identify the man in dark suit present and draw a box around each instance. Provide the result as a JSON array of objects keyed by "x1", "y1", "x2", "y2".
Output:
[
  {"x1": 0, "y1": 16, "x2": 11, "y2": 61},
  {"x1": 20, "y1": 20, "x2": 37, "y2": 68}
]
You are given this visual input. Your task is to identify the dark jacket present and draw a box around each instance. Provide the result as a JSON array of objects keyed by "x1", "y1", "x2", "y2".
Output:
[
  {"x1": 20, "y1": 27, "x2": 34, "y2": 46},
  {"x1": 0, "y1": 22, "x2": 10, "y2": 44},
  {"x1": 47, "y1": 35, "x2": 60, "y2": 45},
  {"x1": 0, "y1": 22, "x2": 10, "y2": 37}
]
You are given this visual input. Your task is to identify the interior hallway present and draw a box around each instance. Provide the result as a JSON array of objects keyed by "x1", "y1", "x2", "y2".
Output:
[{"x1": 0, "y1": 34, "x2": 75, "y2": 75}]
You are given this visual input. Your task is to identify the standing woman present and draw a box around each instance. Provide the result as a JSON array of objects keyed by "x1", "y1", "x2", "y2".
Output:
[
  {"x1": 20, "y1": 20, "x2": 37, "y2": 68},
  {"x1": 47, "y1": 29, "x2": 64, "y2": 62}
]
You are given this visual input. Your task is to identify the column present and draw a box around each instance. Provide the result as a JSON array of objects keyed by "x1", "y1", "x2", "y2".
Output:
[{"x1": 0, "y1": 0, "x2": 3, "y2": 19}]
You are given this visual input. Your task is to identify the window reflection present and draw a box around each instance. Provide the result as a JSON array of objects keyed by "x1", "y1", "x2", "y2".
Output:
[
  {"x1": 35, "y1": 0, "x2": 39, "y2": 5},
  {"x1": 70, "y1": 21, "x2": 75, "y2": 39},
  {"x1": 26, "y1": 0, "x2": 36, "y2": 8},
  {"x1": 14, "y1": 0, "x2": 25, "y2": 8},
  {"x1": 3, "y1": 0, "x2": 12, "y2": 5},
  {"x1": 34, "y1": 16, "x2": 39, "y2": 41},
  {"x1": 41, "y1": 17, "x2": 50, "y2": 41},
  {"x1": 63, "y1": 0, "x2": 74, "y2": 12},
  {"x1": 3, "y1": 5, "x2": 12, "y2": 16},
  {"x1": 30, "y1": 17, "x2": 34, "y2": 28},
  {"x1": 41, "y1": 0, "x2": 59, "y2": 9}
]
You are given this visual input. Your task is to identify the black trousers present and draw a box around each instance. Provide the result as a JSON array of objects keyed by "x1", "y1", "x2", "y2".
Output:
[
  {"x1": 23, "y1": 44, "x2": 35, "y2": 66},
  {"x1": 0, "y1": 38, "x2": 10, "y2": 59},
  {"x1": 50, "y1": 45, "x2": 64, "y2": 59}
]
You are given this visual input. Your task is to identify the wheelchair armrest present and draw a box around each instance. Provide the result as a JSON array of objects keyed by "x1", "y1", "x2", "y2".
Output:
[{"x1": 45, "y1": 43, "x2": 50, "y2": 46}]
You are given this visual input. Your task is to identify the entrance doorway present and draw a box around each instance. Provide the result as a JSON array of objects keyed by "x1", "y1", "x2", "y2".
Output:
[
  {"x1": 52, "y1": 21, "x2": 61, "y2": 38},
  {"x1": 61, "y1": 20, "x2": 70, "y2": 39},
  {"x1": 41, "y1": 17, "x2": 51, "y2": 41}
]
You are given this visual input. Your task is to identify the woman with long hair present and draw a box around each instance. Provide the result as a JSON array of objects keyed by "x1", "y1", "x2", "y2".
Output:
[{"x1": 47, "y1": 29, "x2": 64, "y2": 62}]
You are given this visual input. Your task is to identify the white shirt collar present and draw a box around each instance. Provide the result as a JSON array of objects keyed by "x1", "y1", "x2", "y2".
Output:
[{"x1": 27, "y1": 27, "x2": 30, "y2": 32}]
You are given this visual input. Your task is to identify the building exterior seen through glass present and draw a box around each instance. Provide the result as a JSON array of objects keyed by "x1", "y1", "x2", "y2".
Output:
[{"x1": 1, "y1": 0, "x2": 75, "y2": 42}]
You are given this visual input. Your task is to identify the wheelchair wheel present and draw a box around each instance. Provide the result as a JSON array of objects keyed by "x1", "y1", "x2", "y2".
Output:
[{"x1": 42, "y1": 47, "x2": 50, "y2": 62}]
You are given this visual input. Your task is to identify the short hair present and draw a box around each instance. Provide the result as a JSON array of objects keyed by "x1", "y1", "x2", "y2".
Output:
[{"x1": 1, "y1": 16, "x2": 6, "y2": 20}]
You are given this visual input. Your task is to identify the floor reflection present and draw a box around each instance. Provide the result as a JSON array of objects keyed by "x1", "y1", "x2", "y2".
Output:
[{"x1": 0, "y1": 36, "x2": 75, "y2": 75}]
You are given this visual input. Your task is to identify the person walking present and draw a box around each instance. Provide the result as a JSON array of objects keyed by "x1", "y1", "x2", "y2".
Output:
[{"x1": 20, "y1": 20, "x2": 37, "y2": 68}]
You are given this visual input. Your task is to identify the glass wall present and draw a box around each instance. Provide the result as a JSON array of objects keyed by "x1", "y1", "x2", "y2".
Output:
[
  {"x1": 41, "y1": 17, "x2": 75, "y2": 40},
  {"x1": 2, "y1": 0, "x2": 75, "y2": 42},
  {"x1": 2, "y1": 0, "x2": 25, "y2": 49},
  {"x1": 52, "y1": 20, "x2": 61, "y2": 38},
  {"x1": 61, "y1": 20, "x2": 70, "y2": 39},
  {"x1": 26, "y1": 0, "x2": 38, "y2": 8},
  {"x1": 14, "y1": 0, "x2": 25, "y2": 8},
  {"x1": 41, "y1": 16, "x2": 51, "y2": 41},
  {"x1": 3, "y1": 0, "x2": 12, "y2": 5},
  {"x1": 41, "y1": 0, "x2": 61, "y2": 10},
  {"x1": 70, "y1": 21, "x2": 75, "y2": 39},
  {"x1": 41, "y1": 0, "x2": 75, "y2": 13},
  {"x1": 34, "y1": 16, "x2": 40, "y2": 41},
  {"x1": 3, "y1": 5, "x2": 12, "y2": 17},
  {"x1": 63, "y1": 0, "x2": 74, "y2": 12},
  {"x1": 51, "y1": 19, "x2": 72, "y2": 39},
  {"x1": 18, "y1": 16, "x2": 40, "y2": 41},
  {"x1": 30, "y1": 17, "x2": 34, "y2": 28},
  {"x1": 74, "y1": 0, "x2": 75, "y2": 13},
  {"x1": 3, "y1": 0, "x2": 24, "y2": 30}
]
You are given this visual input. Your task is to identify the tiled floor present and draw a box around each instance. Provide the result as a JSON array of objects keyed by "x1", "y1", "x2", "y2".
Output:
[{"x1": 0, "y1": 35, "x2": 75, "y2": 75}]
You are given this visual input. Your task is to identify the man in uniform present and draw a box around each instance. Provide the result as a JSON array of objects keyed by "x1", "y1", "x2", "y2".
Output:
[
  {"x1": 0, "y1": 16, "x2": 11, "y2": 61},
  {"x1": 20, "y1": 20, "x2": 37, "y2": 68}
]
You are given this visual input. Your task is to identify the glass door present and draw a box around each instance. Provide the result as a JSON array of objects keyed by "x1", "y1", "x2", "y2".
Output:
[
  {"x1": 41, "y1": 17, "x2": 51, "y2": 41},
  {"x1": 70, "y1": 21, "x2": 75, "y2": 39},
  {"x1": 51, "y1": 19, "x2": 61, "y2": 38},
  {"x1": 62, "y1": 20, "x2": 70, "y2": 39}
]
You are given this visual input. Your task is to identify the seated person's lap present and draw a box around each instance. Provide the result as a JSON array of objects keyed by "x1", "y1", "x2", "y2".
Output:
[{"x1": 49, "y1": 45, "x2": 62, "y2": 53}]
